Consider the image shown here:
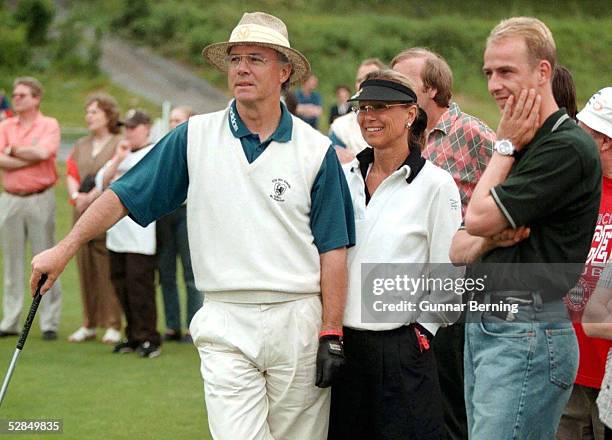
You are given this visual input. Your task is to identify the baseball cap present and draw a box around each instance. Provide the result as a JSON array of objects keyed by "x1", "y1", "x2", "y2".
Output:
[
  {"x1": 577, "y1": 87, "x2": 612, "y2": 138},
  {"x1": 123, "y1": 109, "x2": 151, "y2": 128}
]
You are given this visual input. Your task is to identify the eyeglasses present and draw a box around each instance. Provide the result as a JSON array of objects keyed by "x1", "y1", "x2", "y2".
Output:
[
  {"x1": 224, "y1": 54, "x2": 270, "y2": 69},
  {"x1": 352, "y1": 103, "x2": 410, "y2": 114},
  {"x1": 11, "y1": 93, "x2": 30, "y2": 99}
]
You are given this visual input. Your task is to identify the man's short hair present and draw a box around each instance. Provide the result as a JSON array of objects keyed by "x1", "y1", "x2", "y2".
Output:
[
  {"x1": 13, "y1": 76, "x2": 43, "y2": 98},
  {"x1": 487, "y1": 17, "x2": 556, "y2": 70},
  {"x1": 390, "y1": 48, "x2": 453, "y2": 108}
]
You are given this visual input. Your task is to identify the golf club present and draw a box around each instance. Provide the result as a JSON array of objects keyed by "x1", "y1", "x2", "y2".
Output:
[{"x1": 0, "y1": 274, "x2": 48, "y2": 407}]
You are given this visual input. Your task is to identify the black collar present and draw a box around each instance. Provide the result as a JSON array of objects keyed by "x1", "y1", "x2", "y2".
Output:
[{"x1": 355, "y1": 145, "x2": 426, "y2": 184}]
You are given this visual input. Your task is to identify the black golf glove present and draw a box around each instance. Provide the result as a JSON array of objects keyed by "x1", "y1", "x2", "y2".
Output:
[{"x1": 315, "y1": 334, "x2": 345, "y2": 388}]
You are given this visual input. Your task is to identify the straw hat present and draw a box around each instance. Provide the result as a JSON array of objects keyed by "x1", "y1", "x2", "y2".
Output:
[{"x1": 202, "y1": 12, "x2": 310, "y2": 85}]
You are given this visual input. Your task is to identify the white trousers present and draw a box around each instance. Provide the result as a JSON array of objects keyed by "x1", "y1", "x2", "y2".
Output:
[
  {"x1": 0, "y1": 189, "x2": 62, "y2": 333},
  {"x1": 190, "y1": 296, "x2": 330, "y2": 440}
]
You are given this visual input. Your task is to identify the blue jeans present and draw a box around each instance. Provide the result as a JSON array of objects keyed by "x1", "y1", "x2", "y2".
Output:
[
  {"x1": 156, "y1": 205, "x2": 203, "y2": 332},
  {"x1": 464, "y1": 295, "x2": 578, "y2": 439}
]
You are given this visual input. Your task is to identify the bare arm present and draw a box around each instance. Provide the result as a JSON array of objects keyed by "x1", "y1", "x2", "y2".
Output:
[
  {"x1": 464, "y1": 90, "x2": 541, "y2": 237},
  {"x1": 102, "y1": 140, "x2": 131, "y2": 189},
  {"x1": 464, "y1": 155, "x2": 514, "y2": 236},
  {"x1": 11, "y1": 145, "x2": 52, "y2": 162},
  {"x1": 319, "y1": 247, "x2": 348, "y2": 332},
  {"x1": 583, "y1": 286, "x2": 612, "y2": 339},
  {"x1": 296, "y1": 103, "x2": 323, "y2": 118},
  {"x1": 450, "y1": 227, "x2": 531, "y2": 265},
  {"x1": 66, "y1": 174, "x2": 80, "y2": 195},
  {"x1": 30, "y1": 190, "x2": 128, "y2": 294},
  {"x1": 0, "y1": 153, "x2": 30, "y2": 170}
]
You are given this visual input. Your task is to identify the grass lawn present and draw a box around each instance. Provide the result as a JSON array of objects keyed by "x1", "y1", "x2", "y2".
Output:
[{"x1": 0, "y1": 165, "x2": 212, "y2": 439}]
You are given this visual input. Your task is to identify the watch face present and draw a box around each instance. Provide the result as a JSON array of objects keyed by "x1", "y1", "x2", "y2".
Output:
[{"x1": 496, "y1": 140, "x2": 514, "y2": 155}]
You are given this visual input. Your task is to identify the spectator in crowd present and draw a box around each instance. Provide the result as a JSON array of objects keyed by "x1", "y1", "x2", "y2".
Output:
[
  {"x1": 0, "y1": 76, "x2": 62, "y2": 341},
  {"x1": 450, "y1": 17, "x2": 601, "y2": 439},
  {"x1": 553, "y1": 64, "x2": 578, "y2": 120},
  {"x1": 157, "y1": 105, "x2": 202, "y2": 343},
  {"x1": 0, "y1": 90, "x2": 12, "y2": 121},
  {"x1": 95, "y1": 109, "x2": 160, "y2": 358},
  {"x1": 560, "y1": 87, "x2": 612, "y2": 440},
  {"x1": 584, "y1": 260, "x2": 612, "y2": 439},
  {"x1": 295, "y1": 72, "x2": 323, "y2": 129},
  {"x1": 30, "y1": 12, "x2": 354, "y2": 440},
  {"x1": 328, "y1": 84, "x2": 351, "y2": 124},
  {"x1": 329, "y1": 58, "x2": 385, "y2": 160},
  {"x1": 65, "y1": 93, "x2": 123, "y2": 344},
  {"x1": 392, "y1": 47, "x2": 495, "y2": 215},
  {"x1": 329, "y1": 69, "x2": 462, "y2": 440},
  {"x1": 391, "y1": 47, "x2": 495, "y2": 440}
]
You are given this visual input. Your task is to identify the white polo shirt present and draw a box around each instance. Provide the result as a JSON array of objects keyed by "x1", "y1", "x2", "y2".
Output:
[
  {"x1": 96, "y1": 144, "x2": 156, "y2": 255},
  {"x1": 342, "y1": 148, "x2": 462, "y2": 334}
]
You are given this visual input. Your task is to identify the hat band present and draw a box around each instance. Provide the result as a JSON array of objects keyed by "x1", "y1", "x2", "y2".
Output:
[{"x1": 229, "y1": 24, "x2": 291, "y2": 48}]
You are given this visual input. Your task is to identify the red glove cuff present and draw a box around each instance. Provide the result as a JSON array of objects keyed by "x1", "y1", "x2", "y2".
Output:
[{"x1": 319, "y1": 329, "x2": 343, "y2": 338}]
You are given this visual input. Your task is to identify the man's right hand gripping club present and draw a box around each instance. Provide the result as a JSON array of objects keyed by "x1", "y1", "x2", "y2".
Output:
[
  {"x1": 315, "y1": 332, "x2": 345, "y2": 388},
  {"x1": 30, "y1": 190, "x2": 129, "y2": 296},
  {"x1": 30, "y1": 241, "x2": 75, "y2": 296}
]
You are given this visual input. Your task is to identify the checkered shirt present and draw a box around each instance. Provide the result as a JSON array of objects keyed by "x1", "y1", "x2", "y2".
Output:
[{"x1": 423, "y1": 102, "x2": 495, "y2": 215}]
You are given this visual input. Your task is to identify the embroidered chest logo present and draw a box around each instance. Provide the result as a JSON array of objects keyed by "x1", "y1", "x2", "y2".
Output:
[{"x1": 270, "y1": 178, "x2": 291, "y2": 202}]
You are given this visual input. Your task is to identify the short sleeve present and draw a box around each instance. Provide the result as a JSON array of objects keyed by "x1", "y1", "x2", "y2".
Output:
[
  {"x1": 491, "y1": 142, "x2": 583, "y2": 228},
  {"x1": 310, "y1": 146, "x2": 356, "y2": 253},
  {"x1": 40, "y1": 119, "x2": 60, "y2": 155},
  {"x1": 110, "y1": 122, "x2": 189, "y2": 226}
]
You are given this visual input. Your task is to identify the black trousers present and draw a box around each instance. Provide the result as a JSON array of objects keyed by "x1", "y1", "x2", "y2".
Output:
[
  {"x1": 109, "y1": 251, "x2": 160, "y2": 346},
  {"x1": 606, "y1": 426, "x2": 612, "y2": 440},
  {"x1": 432, "y1": 323, "x2": 468, "y2": 440},
  {"x1": 329, "y1": 325, "x2": 444, "y2": 440}
]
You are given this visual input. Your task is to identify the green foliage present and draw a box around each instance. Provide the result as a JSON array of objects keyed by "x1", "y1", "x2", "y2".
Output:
[
  {"x1": 0, "y1": 12, "x2": 29, "y2": 69},
  {"x1": 111, "y1": 0, "x2": 151, "y2": 34},
  {"x1": 93, "y1": 0, "x2": 612, "y2": 128},
  {"x1": 53, "y1": 18, "x2": 102, "y2": 75},
  {"x1": 14, "y1": 0, "x2": 55, "y2": 45}
]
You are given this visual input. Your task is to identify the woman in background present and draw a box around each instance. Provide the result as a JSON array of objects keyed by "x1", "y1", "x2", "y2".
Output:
[{"x1": 65, "y1": 93, "x2": 123, "y2": 344}]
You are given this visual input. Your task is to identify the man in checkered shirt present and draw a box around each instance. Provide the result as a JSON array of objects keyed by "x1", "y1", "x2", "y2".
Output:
[
  {"x1": 392, "y1": 48, "x2": 495, "y2": 216},
  {"x1": 392, "y1": 47, "x2": 495, "y2": 440}
]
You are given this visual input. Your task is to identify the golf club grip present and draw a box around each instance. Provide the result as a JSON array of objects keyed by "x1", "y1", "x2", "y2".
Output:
[{"x1": 16, "y1": 274, "x2": 48, "y2": 350}]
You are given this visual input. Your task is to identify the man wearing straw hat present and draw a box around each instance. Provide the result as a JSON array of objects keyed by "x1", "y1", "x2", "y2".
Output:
[{"x1": 30, "y1": 11, "x2": 354, "y2": 440}]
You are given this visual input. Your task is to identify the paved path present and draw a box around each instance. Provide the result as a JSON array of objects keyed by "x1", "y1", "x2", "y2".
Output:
[
  {"x1": 100, "y1": 37, "x2": 228, "y2": 114},
  {"x1": 59, "y1": 37, "x2": 229, "y2": 161}
]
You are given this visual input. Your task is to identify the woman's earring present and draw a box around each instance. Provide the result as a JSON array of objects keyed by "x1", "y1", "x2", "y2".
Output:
[{"x1": 405, "y1": 122, "x2": 412, "y2": 128}]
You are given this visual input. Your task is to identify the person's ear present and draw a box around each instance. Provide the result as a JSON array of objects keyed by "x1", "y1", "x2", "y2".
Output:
[
  {"x1": 427, "y1": 87, "x2": 438, "y2": 101},
  {"x1": 538, "y1": 60, "x2": 553, "y2": 85},
  {"x1": 602, "y1": 135, "x2": 612, "y2": 152},
  {"x1": 280, "y1": 64, "x2": 292, "y2": 84}
]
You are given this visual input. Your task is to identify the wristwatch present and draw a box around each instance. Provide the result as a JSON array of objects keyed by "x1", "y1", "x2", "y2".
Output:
[{"x1": 494, "y1": 139, "x2": 517, "y2": 157}]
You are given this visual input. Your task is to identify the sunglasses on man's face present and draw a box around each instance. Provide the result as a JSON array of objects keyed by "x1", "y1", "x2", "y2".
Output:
[{"x1": 352, "y1": 103, "x2": 409, "y2": 114}]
